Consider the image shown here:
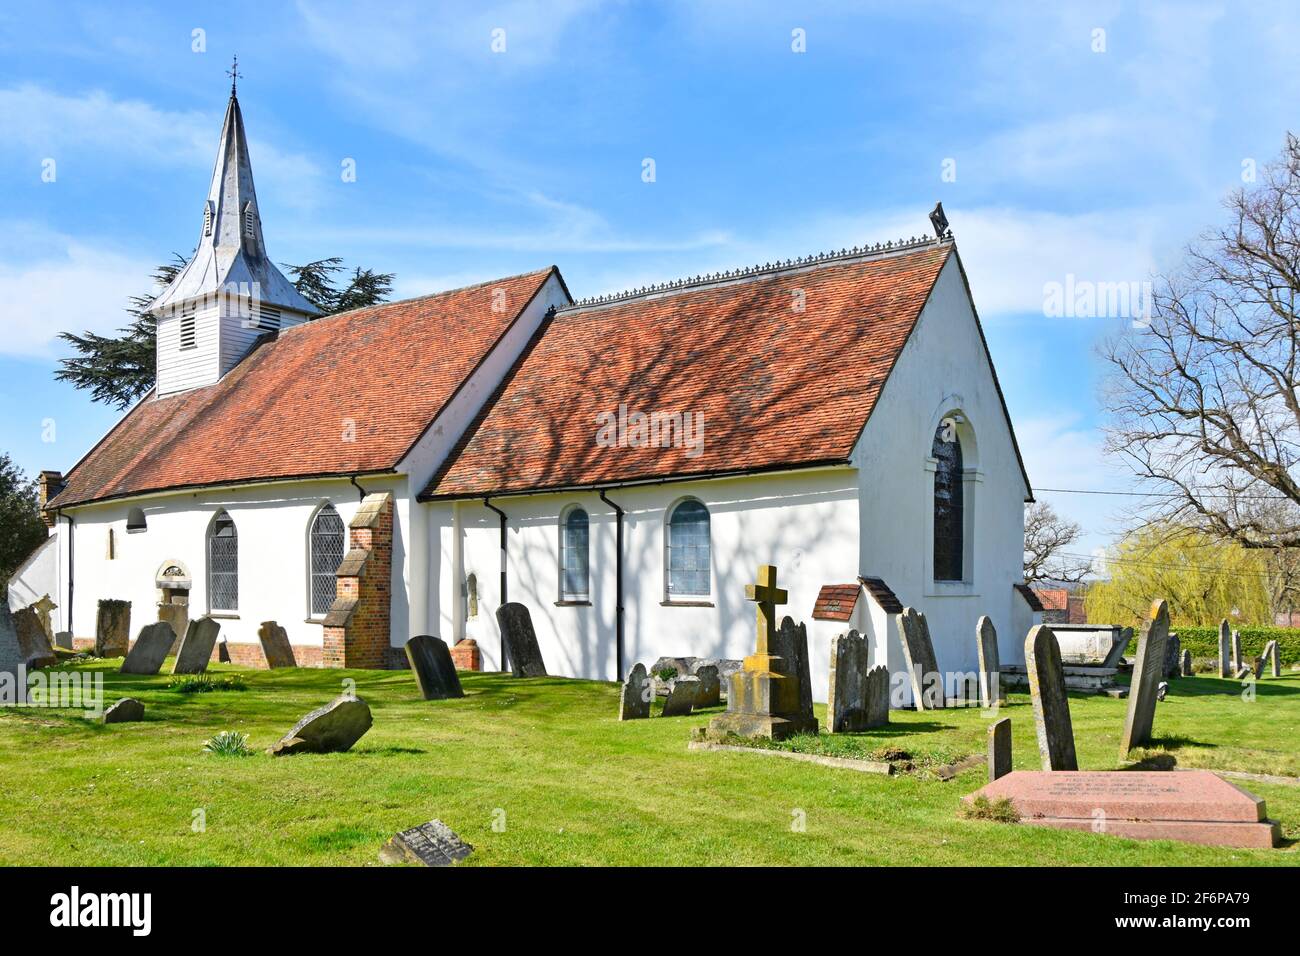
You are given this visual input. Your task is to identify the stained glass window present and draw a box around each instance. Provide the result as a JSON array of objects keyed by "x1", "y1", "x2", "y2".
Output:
[{"x1": 933, "y1": 424, "x2": 964, "y2": 582}]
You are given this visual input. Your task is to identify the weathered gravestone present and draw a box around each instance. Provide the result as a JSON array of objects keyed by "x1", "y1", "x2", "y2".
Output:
[
  {"x1": 171, "y1": 617, "x2": 221, "y2": 675},
  {"x1": 1025, "y1": 624, "x2": 1078, "y2": 771},
  {"x1": 619, "y1": 662, "x2": 651, "y2": 720},
  {"x1": 12, "y1": 607, "x2": 56, "y2": 669},
  {"x1": 1217, "y1": 620, "x2": 1231, "y2": 678},
  {"x1": 826, "y1": 633, "x2": 889, "y2": 732},
  {"x1": 897, "y1": 607, "x2": 943, "y2": 710},
  {"x1": 30, "y1": 594, "x2": 57, "y2": 643},
  {"x1": 0, "y1": 603, "x2": 24, "y2": 704},
  {"x1": 54, "y1": 631, "x2": 72, "y2": 650},
  {"x1": 379, "y1": 819, "x2": 473, "y2": 867},
  {"x1": 1164, "y1": 633, "x2": 1181, "y2": 680},
  {"x1": 770, "y1": 616, "x2": 815, "y2": 727},
  {"x1": 976, "y1": 615, "x2": 1004, "y2": 707},
  {"x1": 1263, "y1": 639, "x2": 1281, "y2": 678},
  {"x1": 694, "y1": 664, "x2": 721, "y2": 708},
  {"x1": 660, "y1": 675, "x2": 701, "y2": 717},
  {"x1": 270, "y1": 694, "x2": 373, "y2": 755},
  {"x1": 1182, "y1": 649, "x2": 1194, "y2": 677},
  {"x1": 217, "y1": 638, "x2": 231, "y2": 664},
  {"x1": 103, "y1": 698, "x2": 145, "y2": 724},
  {"x1": 404, "y1": 635, "x2": 464, "y2": 700},
  {"x1": 495, "y1": 602, "x2": 547, "y2": 677},
  {"x1": 119, "y1": 621, "x2": 176, "y2": 676},
  {"x1": 706, "y1": 565, "x2": 817, "y2": 740},
  {"x1": 95, "y1": 599, "x2": 131, "y2": 658},
  {"x1": 828, "y1": 629, "x2": 870, "y2": 733},
  {"x1": 1231, "y1": 629, "x2": 1243, "y2": 674},
  {"x1": 988, "y1": 716, "x2": 1013, "y2": 782},
  {"x1": 258, "y1": 621, "x2": 297, "y2": 669},
  {"x1": 1252, "y1": 657, "x2": 1265, "y2": 681},
  {"x1": 1119, "y1": 599, "x2": 1170, "y2": 758}
]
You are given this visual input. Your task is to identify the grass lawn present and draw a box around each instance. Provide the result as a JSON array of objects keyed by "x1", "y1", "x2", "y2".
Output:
[{"x1": 1, "y1": 661, "x2": 1298, "y2": 866}]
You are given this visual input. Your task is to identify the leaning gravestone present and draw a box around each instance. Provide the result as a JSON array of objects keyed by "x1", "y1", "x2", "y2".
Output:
[
  {"x1": 619, "y1": 662, "x2": 651, "y2": 720},
  {"x1": 1263, "y1": 639, "x2": 1281, "y2": 678},
  {"x1": 988, "y1": 716, "x2": 1012, "y2": 782},
  {"x1": 495, "y1": 602, "x2": 547, "y2": 677},
  {"x1": 258, "y1": 621, "x2": 297, "y2": 669},
  {"x1": 1164, "y1": 633, "x2": 1181, "y2": 680},
  {"x1": 897, "y1": 607, "x2": 943, "y2": 710},
  {"x1": 95, "y1": 599, "x2": 131, "y2": 658},
  {"x1": 0, "y1": 603, "x2": 24, "y2": 704},
  {"x1": 976, "y1": 615, "x2": 1004, "y2": 707},
  {"x1": 404, "y1": 635, "x2": 464, "y2": 700},
  {"x1": 270, "y1": 694, "x2": 373, "y2": 755},
  {"x1": 171, "y1": 617, "x2": 221, "y2": 675},
  {"x1": 1181, "y1": 649, "x2": 1194, "y2": 677},
  {"x1": 660, "y1": 675, "x2": 701, "y2": 717},
  {"x1": 119, "y1": 621, "x2": 176, "y2": 675},
  {"x1": 1217, "y1": 620, "x2": 1231, "y2": 678},
  {"x1": 828, "y1": 629, "x2": 870, "y2": 733},
  {"x1": 694, "y1": 664, "x2": 721, "y2": 708},
  {"x1": 379, "y1": 820, "x2": 473, "y2": 867},
  {"x1": 1025, "y1": 625, "x2": 1078, "y2": 771},
  {"x1": 1119, "y1": 599, "x2": 1170, "y2": 758},
  {"x1": 12, "y1": 607, "x2": 57, "y2": 669},
  {"x1": 769, "y1": 616, "x2": 815, "y2": 725},
  {"x1": 103, "y1": 698, "x2": 145, "y2": 724}
]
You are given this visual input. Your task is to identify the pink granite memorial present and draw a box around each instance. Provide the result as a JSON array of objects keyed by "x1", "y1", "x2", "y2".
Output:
[{"x1": 963, "y1": 770, "x2": 1280, "y2": 849}]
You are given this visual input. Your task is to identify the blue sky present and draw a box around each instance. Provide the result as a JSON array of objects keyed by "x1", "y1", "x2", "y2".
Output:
[{"x1": 1, "y1": 1, "x2": 1297, "y2": 559}]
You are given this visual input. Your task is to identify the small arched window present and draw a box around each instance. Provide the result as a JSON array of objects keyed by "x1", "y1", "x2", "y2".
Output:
[
  {"x1": 126, "y1": 506, "x2": 147, "y2": 533},
  {"x1": 309, "y1": 503, "x2": 346, "y2": 616},
  {"x1": 667, "y1": 499, "x2": 710, "y2": 597},
  {"x1": 560, "y1": 507, "x2": 590, "y2": 600},
  {"x1": 932, "y1": 422, "x2": 964, "y2": 582},
  {"x1": 208, "y1": 510, "x2": 239, "y2": 611}
]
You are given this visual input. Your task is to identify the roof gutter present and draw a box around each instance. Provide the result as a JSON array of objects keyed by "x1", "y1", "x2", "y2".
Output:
[{"x1": 418, "y1": 457, "x2": 853, "y2": 504}]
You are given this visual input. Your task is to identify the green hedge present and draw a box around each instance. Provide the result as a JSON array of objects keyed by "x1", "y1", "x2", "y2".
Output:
[{"x1": 1124, "y1": 625, "x2": 1300, "y2": 666}]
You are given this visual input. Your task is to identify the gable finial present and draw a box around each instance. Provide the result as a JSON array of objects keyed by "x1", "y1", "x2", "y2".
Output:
[{"x1": 227, "y1": 54, "x2": 243, "y2": 96}]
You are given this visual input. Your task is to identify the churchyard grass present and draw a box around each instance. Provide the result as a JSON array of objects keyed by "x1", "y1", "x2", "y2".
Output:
[{"x1": 0, "y1": 661, "x2": 1297, "y2": 865}]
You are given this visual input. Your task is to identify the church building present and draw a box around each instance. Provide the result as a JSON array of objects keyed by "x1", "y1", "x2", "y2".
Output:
[{"x1": 13, "y1": 90, "x2": 1041, "y2": 703}]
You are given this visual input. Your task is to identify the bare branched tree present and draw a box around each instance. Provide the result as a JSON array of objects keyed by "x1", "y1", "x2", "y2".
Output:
[
  {"x1": 1023, "y1": 501, "x2": 1092, "y2": 583},
  {"x1": 1103, "y1": 133, "x2": 1300, "y2": 554}
]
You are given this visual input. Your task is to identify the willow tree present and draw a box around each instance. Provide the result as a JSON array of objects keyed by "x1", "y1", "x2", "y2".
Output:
[{"x1": 1085, "y1": 525, "x2": 1273, "y2": 627}]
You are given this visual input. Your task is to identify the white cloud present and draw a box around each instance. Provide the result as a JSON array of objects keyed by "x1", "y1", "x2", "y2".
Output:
[
  {"x1": 0, "y1": 222, "x2": 154, "y2": 359},
  {"x1": 0, "y1": 84, "x2": 324, "y2": 210}
]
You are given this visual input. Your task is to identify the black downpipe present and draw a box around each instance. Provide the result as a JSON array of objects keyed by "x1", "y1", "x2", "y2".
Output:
[
  {"x1": 349, "y1": 475, "x2": 367, "y2": 500},
  {"x1": 482, "y1": 497, "x2": 508, "y2": 672},
  {"x1": 61, "y1": 511, "x2": 74, "y2": 635},
  {"x1": 598, "y1": 490, "x2": 625, "y2": 682}
]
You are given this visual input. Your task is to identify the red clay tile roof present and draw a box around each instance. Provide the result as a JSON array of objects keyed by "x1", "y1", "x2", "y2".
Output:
[
  {"x1": 422, "y1": 244, "x2": 954, "y2": 499},
  {"x1": 859, "y1": 576, "x2": 904, "y2": 614},
  {"x1": 49, "y1": 269, "x2": 559, "y2": 508},
  {"x1": 1019, "y1": 584, "x2": 1051, "y2": 612},
  {"x1": 812, "y1": 584, "x2": 861, "y2": 622}
]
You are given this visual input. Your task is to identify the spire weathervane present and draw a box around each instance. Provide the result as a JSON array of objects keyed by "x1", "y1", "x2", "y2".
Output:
[{"x1": 226, "y1": 55, "x2": 242, "y2": 95}]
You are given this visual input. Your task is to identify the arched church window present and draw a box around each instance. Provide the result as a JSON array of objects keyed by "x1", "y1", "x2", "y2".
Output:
[
  {"x1": 932, "y1": 422, "x2": 964, "y2": 582},
  {"x1": 208, "y1": 510, "x2": 239, "y2": 611},
  {"x1": 666, "y1": 499, "x2": 710, "y2": 597},
  {"x1": 126, "y1": 506, "x2": 147, "y2": 533},
  {"x1": 560, "y1": 507, "x2": 590, "y2": 600},
  {"x1": 309, "y1": 503, "x2": 345, "y2": 616}
]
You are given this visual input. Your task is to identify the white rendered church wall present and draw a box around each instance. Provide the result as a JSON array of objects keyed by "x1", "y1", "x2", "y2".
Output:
[
  {"x1": 7, "y1": 532, "x2": 61, "y2": 628},
  {"x1": 441, "y1": 467, "x2": 859, "y2": 701},
  {"x1": 851, "y1": 254, "x2": 1030, "y2": 697},
  {"x1": 60, "y1": 474, "x2": 413, "y2": 655},
  {"x1": 398, "y1": 272, "x2": 571, "y2": 494}
]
